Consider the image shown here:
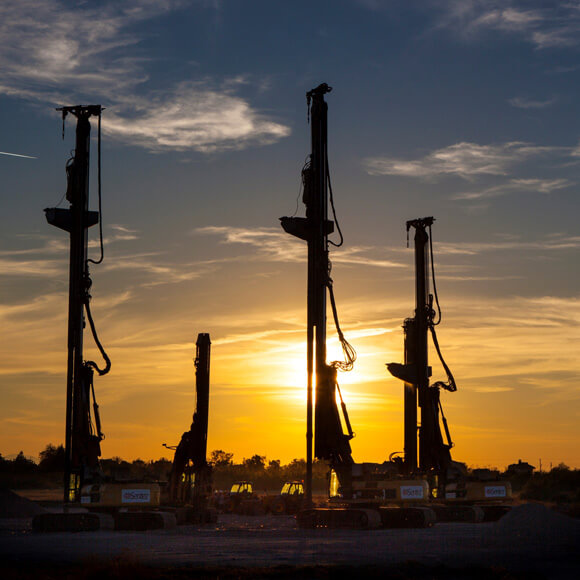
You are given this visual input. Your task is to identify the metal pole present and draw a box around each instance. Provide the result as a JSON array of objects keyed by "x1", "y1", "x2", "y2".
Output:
[
  {"x1": 402, "y1": 317, "x2": 418, "y2": 474},
  {"x1": 309, "y1": 84, "x2": 332, "y2": 508},
  {"x1": 65, "y1": 110, "x2": 91, "y2": 505},
  {"x1": 306, "y1": 326, "x2": 313, "y2": 508},
  {"x1": 407, "y1": 217, "x2": 433, "y2": 471},
  {"x1": 194, "y1": 333, "x2": 211, "y2": 465}
]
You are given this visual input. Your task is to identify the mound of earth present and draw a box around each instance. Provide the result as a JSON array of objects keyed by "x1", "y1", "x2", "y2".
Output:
[
  {"x1": 0, "y1": 490, "x2": 46, "y2": 518},
  {"x1": 490, "y1": 502, "x2": 580, "y2": 545}
]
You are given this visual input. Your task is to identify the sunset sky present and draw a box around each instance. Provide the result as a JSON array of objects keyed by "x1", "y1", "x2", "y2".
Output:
[{"x1": 1, "y1": 0, "x2": 579, "y2": 470}]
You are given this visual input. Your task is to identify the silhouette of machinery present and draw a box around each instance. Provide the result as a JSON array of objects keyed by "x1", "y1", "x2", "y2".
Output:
[
  {"x1": 44, "y1": 106, "x2": 111, "y2": 506},
  {"x1": 388, "y1": 218, "x2": 512, "y2": 522},
  {"x1": 164, "y1": 333, "x2": 217, "y2": 523},
  {"x1": 281, "y1": 86, "x2": 436, "y2": 529},
  {"x1": 35, "y1": 107, "x2": 166, "y2": 531}
]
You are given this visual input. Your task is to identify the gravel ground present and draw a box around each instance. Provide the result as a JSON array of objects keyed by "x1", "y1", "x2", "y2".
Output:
[{"x1": 1, "y1": 501, "x2": 578, "y2": 579}]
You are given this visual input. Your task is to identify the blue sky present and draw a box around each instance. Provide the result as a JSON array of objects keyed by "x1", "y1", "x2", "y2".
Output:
[{"x1": 0, "y1": 0, "x2": 579, "y2": 467}]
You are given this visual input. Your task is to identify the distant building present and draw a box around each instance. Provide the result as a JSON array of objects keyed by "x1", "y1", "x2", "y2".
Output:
[{"x1": 506, "y1": 459, "x2": 535, "y2": 476}]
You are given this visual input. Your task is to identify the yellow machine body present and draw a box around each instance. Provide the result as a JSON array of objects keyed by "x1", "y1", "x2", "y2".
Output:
[
  {"x1": 444, "y1": 480, "x2": 512, "y2": 503},
  {"x1": 80, "y1": 482, "x2": 161, "y2": 508}
]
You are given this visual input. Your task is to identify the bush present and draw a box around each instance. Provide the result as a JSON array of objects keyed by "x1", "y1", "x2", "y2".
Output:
[
  {"x1": 521, "y1": 465, "x2": 580, "y2": 503},
  {"x1": 38, "y1": 444, "x2": 65, "y2": 472}
]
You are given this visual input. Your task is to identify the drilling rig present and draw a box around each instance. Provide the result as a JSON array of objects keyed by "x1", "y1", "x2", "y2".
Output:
[
  {"x1": 281, "y1": 86, "x2": 435, "y2": 528},
  {"x1": 163, "y1": 333, "x2": 217, "y2": 523},
  {"x1": 33, "y1": 107, "x2": 161, "y2": 532},
  {"x1": 44, "y1": 106, "x2": 108, "y2": 505},
  {"x1": 387, "y1": 217, "x2": 511, "y2": 522}
]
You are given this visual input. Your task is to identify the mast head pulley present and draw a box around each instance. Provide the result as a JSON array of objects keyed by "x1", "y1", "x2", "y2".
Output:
[
  {"x1": 56, "y1": 105, "x2": 104, "y2": 139},
  {"x1": 306, "y1": 83, "x2": 332, "y2": 122}
]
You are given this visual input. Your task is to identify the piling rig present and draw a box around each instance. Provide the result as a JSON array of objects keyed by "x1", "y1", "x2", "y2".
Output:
[
  {"x1": 387, "y1": 217, "x2": 511, "y2": 522},
  {"x1": 163, "y1": 333, "x2": 217, "y2": 523},
  {"x1": 281, "y1": 86, "x2": 434, "y2": 529},
  {"x1": 34, "y1": 107, "x2": 162, "y2": 532},
  {"x1": 44, "y1": 106, "x2": 110, "y2": 505}
]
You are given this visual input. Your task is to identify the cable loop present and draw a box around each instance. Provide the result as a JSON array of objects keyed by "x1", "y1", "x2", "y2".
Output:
[
  {"x1": 327, "y1": 274, "x2": 356, "y2": 372},
  {"x1": 82, "y1": 270, "x2": 111, "y2": 376},
  {"x1": 426, "y1": 224, "x2": 456, "y2": 391},
  {"x1": 88, "y1": 109, "x2": 104, "y2": 265}
]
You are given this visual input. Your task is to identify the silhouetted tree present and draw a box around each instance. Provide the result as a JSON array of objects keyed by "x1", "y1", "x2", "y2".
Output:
[
  {"x1": 12, "y1": 451, "x2": 36, "y2": 473},
  {"x1": 553, "y1": 462, "x2": 570, "y2": 472},
  {"x1": 100, "y1": 457, "x2": 133, "y2": 480},
  {"x1": 521, "y1": 464, "x2": 579, "y2": 503},
  {"x1": 283, "y1": 458, "x2": 306, "y2": 480},
  {"x1": 267, "y1": 459, "x2": 281, "y2": 473},
  {"x1": 243, "y1": 455, "x2": 266, "y2": 471},
  {"x1": 209, "y1": 449, "x2": 234, "y2": 467},
  {"x1": 130, "y1": 459, "x2": 148, "y2": 480},
  {"x1": 38, "y1": 444, "x2": 65, "y2": 472},
  {"x1": 147, "y1": 458, "x2": 172, "y2": 480}
]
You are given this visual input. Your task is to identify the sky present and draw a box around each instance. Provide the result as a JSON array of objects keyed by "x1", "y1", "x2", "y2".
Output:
[{"x1": 0, "y1": 0, "x2": 578, "y2": 470}]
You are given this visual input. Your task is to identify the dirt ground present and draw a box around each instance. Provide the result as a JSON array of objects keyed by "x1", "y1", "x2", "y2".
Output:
[{"x1": 1, "y1": 493, "x2": 578, "y2": 579}]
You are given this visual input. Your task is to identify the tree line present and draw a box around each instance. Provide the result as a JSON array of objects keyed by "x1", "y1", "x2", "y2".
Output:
[
  {"x1": 2, "y1": 445, "x2": 579, "y2": 501},
  {"x1": 0, "y1": 445, "x2": 329, "y2": 492}
]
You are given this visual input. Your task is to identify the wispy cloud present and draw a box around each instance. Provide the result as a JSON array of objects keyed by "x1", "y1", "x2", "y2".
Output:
[
  {"x1": 508, "y1": 96, "x2": 557, "y2": 109},
  {"x1": 0, "y1": 294, "x2": 60, "y2": 322},
  {"x1": 0, "y1": 0, "x2": 290, "y2": 153},
  {"x1": 472, "y1": 386, "x2": 514, "y2": 393},
  {"x1": 434, "y1": 1, "x2": 580, "y2": 49},
  {"x1": 452, "y1": 178, "x2": 573, "y2": 200},
  {"x1": 196, "y1": 226, "x2": 406, "y2": 269},
  {"x1": 197, "y1": 226, "x2": 304, "y2": 262},
  {"x1": 104, "y1": 82, "x2": 291, "y2": 153},
  {"x1": 0, "y1": 227, "x2": 174, "y2": 291},
  {"x1": 434, "y1": 233, "x2": 580, "y2": 256},
  {"x1": 108, "y1": 224, "x2": 140, "y2": 241},
  {"x1": 0, "y1": 0, "x2": 176, "y2": 93},
  {"x1": 0, "y1": 227, "x2": 142, "y2": 277},
  {"x1": 0, "y1": 257, "x2": 62, "y2": 277},
  {"x1": 330, "y1": 247, "x2": 406, "y2": 269},
  {"x1": 435, "y1": 1, "x2": 542, "y2": 35},
  {"x1": 364, "y1": 141, "x2": 564, "y2": 180},
  {"x1": 0, "y1": 239, "x2": 67, "y2": 258},
  {"x1": 101, "y1": 253, "x2": 220, "y2": 286}
]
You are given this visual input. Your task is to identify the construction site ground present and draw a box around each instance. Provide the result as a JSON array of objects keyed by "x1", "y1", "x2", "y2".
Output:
[{"x1": 1, "y1": 490, "x2": 579, "y2": 579}]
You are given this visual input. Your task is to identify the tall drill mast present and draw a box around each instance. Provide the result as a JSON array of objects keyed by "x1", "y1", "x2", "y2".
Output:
[
  {"x1": 167, "y1": 333, "x2": 212, "y2": 509},
  {"x1": 281, "y1": 84, "x2": 354, "y2": 506},
  {"x1": 45, "y1": 105, "x2": 108, "y2": 504},
  {"x1": 388, "y1": 217, "x2": 455, "y2": 478}
]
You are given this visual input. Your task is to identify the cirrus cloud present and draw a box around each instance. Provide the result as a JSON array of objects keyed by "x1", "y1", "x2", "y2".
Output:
[
  {"x1": 364, "y1": 141, "x2": 566, "y2": 180},
  {"x1": 0, "y1": 0, "x2": 291, "y2": 154},
  {"x1": 433, "y1": 0, "x2": 580, "y2": 49}
]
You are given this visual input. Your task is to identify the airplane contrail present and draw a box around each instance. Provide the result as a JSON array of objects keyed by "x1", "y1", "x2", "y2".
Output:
[{"x1": 0, "y1": 151, "x2": 37, "y2": 159}]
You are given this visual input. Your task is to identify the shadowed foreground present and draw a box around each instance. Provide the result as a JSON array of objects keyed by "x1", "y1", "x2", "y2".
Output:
[{"x1": 1, "y1": 504, "x2": 578, "y2": 579}]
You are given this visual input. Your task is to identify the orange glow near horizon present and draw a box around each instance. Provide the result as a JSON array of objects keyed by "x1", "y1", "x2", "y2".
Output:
[
  {"x1": 1, "y1": 276, "x2": 579, "y2": 471},
  {"x1": 2, "y1": 323, "x2": 579, "y2": 471}
]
